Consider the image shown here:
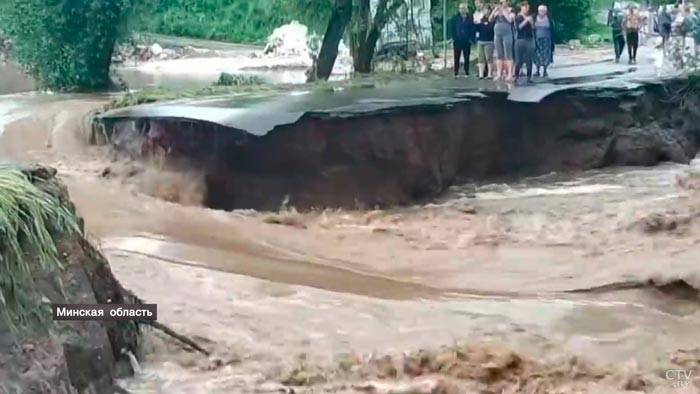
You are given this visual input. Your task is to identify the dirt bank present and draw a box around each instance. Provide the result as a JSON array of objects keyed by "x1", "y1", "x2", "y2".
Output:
[
  {"x1": 0, "y1": 164, "x2": 140, "y2": 394},
  {"x1": 100, "y1": 78, "x2": 700, "y2": 211}
]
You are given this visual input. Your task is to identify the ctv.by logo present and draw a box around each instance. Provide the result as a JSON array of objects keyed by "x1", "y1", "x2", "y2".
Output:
[{"x1": 666, "y1": 369, "x2": 693, "y2": 389}]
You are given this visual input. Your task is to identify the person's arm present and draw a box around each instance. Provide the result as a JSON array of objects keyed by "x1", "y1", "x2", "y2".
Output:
[
  {"x1": 505, "y1": 8, "x2": 515, "y2": 23},
  {"x1": 518, "y1": 16, "x2": 529, "y2": 29},
  {"x1": 489, "y1": 6, "x2": 499, "y2": 21},
  {"x1": 550, "y1": 18, "x2": 556, "y2": 55}
]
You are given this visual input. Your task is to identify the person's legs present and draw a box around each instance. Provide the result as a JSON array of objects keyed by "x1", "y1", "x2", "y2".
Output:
[
  {"x1": 463, "y1": 43, "x2": 472, "y2": 76},
  {"x1": 626, "y1": 32, "x2": 634, "y2": 63},
  {"x1": 613, "y1": 31, "x2": 625, "y2": 62},
  {"x1": 494, "y1": 32, "x2": 506, "y2": 79},
  {"x1": 477, "y1": 43, "x2": 486, "y2": 77},
  {"x1": 503, "y1": 33, "x2": 515, "y2": 80},
  {"x1": 453, "y1": 43, "x2": 463, "y2": 76},
  {"x1": 629, "y1": 31, "x2": 639, "y2": 62},
  {"x1": 525, "y1": 39, "x2": 535, "y2": 81},
  {"x1": 514, "y1": 39, "x2": 523, "y2": 80},
  {"x1": 485, "y1": 43, "x2": 495, "y2": 77}
]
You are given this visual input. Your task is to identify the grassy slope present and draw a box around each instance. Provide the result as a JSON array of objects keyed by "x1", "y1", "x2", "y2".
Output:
[{"x1": 0, "y1": 166, "x2": 80, "y2": 333}]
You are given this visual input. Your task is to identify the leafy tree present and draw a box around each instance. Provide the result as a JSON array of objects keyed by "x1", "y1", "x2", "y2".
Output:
[
  {"x1": 536, "y1": 0, "x2": 595, "y2": 42},
  {"x1": 350, "y1": 0, "x2": 406, "y2": 73},
  {"x1": 0, "y1": 0, "x2": 139, "y2": 91}
]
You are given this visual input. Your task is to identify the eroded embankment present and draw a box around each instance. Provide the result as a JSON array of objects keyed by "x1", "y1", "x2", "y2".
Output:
[
  {"x1": 99, "y1": 79, "x2": 700, "y2": 211},
  {"x1": 0, "y1": 164, "x2": 140, "y2": 394}
]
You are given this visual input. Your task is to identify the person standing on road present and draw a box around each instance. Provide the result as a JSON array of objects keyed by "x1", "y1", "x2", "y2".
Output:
[
  {"x1": 491, "y1": 0, "x2": 516, "y2": 81},
  {"x1": 451, "y1": 2, "x2": 477, "y2": 78},
  {"x1": 514, "y1": 1, "x2": 535, "y2": 84},
  {"x1": 533, "y1": 4, "x2": 555, "y2": 77},
  {"x1": 658, "y1": 5, "x2": 673, "y2": 51},
  {"x1": 624, "y1": 4, "x2": 642, "y2": 64},
  {"x1": 477, "y1": 3, "x2": 496, "y2": 78}
]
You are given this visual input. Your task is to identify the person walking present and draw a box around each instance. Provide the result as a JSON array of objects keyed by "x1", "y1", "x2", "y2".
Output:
[
  {"x1": 533, "y1": 4, "x2": 554, "y2": 77},
  {"x1": 451, "y1": 2, "x2": 476, "y2": 78},
  {"x1": 659, "y1": 5, "x2": 673, "y2": 52},
  {"x1": 477, "y1": 4, "x2": 496, "y2": 78},
  {"x1": 625, "y1": 4, "x2": 642, "y2": 64},
  {"x1": 491, "y1": 0, "x2": 516, "y2": 81},
  {"x1": 514, "y1": 1, "x2": 535, "y2": 84},
  {"x1": 608, "y1": 4, "x2": 626, "y2": 63}
]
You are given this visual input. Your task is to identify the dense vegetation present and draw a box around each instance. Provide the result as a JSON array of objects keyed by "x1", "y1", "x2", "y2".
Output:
[
  {"x1": 135, "y1": 0, "x2": 333, "y2": 44},
  {"x1": 142, "y1": 0, "x2": 599, "y2": 46},
  {"x1": 0, "y1": 0, "x2": 138, "y2": 91}
]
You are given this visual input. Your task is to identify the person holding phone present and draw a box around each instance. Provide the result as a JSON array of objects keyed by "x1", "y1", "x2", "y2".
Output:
[
  {"x1": 477, "y1": 4, "x2": 496, "y2": 78},
  {"x1": 514, "y1": 1, "x2": 535, "y2": 84},
  {"x1": 490, "y1": 0, "x2": 515, "y2": 81}
]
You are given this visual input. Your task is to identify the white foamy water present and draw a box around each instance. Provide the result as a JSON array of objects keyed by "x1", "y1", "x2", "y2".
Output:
[{"x1": 472, "y1": 184, "x2": 625, "y2": 200}]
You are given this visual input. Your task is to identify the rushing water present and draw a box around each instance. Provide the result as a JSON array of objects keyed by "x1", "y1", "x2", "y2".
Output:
[{"x1": 1, "y1": 63, "x2": 699, "y2": 393}]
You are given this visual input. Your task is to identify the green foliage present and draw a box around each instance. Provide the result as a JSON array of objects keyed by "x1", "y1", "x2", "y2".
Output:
[
  {"x1": 536, "y1": 0, "x2": 596, "y2": 42},
  {"x1": 136, "y1": 0, "x2": 333, "y2": 44},
  {"x1": 0, "y1": 0, "x2": 138, "y2": 91},
  {"x1": 214, "y1": 72, "x2": 265, "y2": 86},
  {"x1": 0, "y1": 166, "x2": 80, "y2": 335}
]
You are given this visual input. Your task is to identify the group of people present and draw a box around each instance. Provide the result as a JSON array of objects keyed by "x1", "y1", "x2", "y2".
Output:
[
  {"x1": 608, "y1": 1, "x2": 700, "y2": 65},
  {"x1": 451, "y1": 0, "x2": 556, "y2": 84},
  {"x1": 607, "y1": 3, "x2": 647, "y2": 64}
]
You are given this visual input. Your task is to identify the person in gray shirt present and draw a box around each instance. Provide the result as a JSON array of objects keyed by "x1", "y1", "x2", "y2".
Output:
[{"x1": 490, "y1": 0, "x2": 516, "y2": 81}]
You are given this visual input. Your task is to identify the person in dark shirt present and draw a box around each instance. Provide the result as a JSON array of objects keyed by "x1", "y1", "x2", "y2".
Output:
[
  {"x1": 476, "y1": 4, "x2": 496, "y2": 79},
  {"x1": 451, "y1": 2, "x2": 476, "y2": 78},
  {"x1": 514, "y1": 1, "x2": 535, "y2": 84},
  {"x1": 607, "y1": 5, "x2": 626, "y2": 63}
]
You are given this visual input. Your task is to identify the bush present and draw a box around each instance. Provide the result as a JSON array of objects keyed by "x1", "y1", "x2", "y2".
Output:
[{"x1": 0, "y1": 0, "x2": 138, "y2": 91}]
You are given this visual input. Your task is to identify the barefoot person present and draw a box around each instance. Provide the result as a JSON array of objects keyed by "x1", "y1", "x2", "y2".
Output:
[
  {"x1": 477, "y1": 3, "x2": 496, "y2": 78},
  {"x1": 534, "y1": 4, "x2": 554, "y2": 77},
  {"x1": 624, "y1": 4, "x2": 642, "y2": 64},
  {"x1": 451, "y1": 3, "x2": 476, "y2": 78},
  {"x1": 514, "y1": 1, "x2": 535, "y2": 84},
  {"x1": 608, "y1": 3, "x2": 626, "y2": 63},
  {"x1": 491, "y1": 0, "x2": 516, "y2": 80}
]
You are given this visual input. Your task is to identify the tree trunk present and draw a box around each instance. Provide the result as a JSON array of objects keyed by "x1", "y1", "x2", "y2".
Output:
[
  {"x1": 312, "y1": 0, "x2": 352, "y2": 81},
  {"x1": 352, "y1": 0, "x2": 406, "y2": 74}
]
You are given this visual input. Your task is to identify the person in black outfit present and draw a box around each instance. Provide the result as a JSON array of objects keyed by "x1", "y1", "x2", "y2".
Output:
[
  {"x1": 451, "y1": 2, "x2": 476, "y2": 78},
  {"x1": 514, "y1": 1, "x2": 535, "y2": 84}
]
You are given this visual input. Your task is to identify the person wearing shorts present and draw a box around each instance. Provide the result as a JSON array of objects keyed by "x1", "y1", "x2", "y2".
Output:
[
  {"x1": 490, "y1": 0, "x2": 515, "y2": 80},
  {"x1": 477, "y1": 5, "x2": 496, "y2": 79}
]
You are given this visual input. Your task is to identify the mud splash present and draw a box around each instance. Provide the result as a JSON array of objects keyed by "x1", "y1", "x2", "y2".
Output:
[{"x1": 2, "y1": 86, "x2": 700, "y2": 393}]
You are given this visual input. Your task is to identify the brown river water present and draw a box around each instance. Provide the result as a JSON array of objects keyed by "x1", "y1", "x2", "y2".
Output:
[{"x1": 1, "y1": 64, "x2": 700, "y2": 393}]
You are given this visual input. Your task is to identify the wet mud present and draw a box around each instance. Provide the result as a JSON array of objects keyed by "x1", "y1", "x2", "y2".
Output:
[{"x1": 2, "y1": 77, "x2": 700, "y2": 393}]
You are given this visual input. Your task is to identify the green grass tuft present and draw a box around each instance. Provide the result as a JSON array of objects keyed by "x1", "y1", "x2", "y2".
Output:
[{"x1": 0, "y1": 165, "x2": 80, "y2": 333}]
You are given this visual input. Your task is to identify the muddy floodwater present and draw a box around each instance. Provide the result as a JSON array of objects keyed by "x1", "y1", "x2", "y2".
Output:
[{"x1": 1, "y1": 64, "x2": 700, "y2": 393}]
